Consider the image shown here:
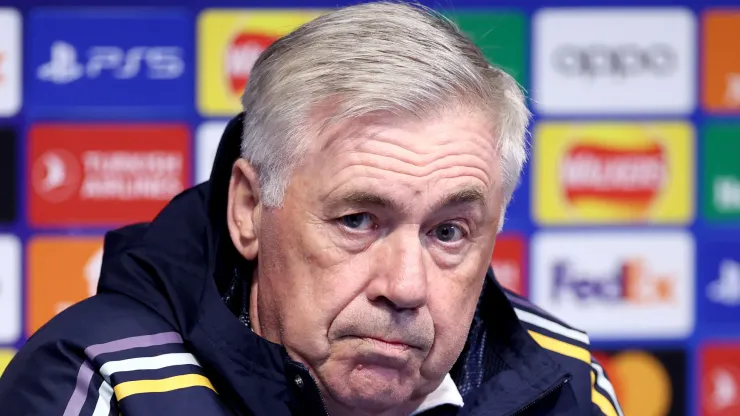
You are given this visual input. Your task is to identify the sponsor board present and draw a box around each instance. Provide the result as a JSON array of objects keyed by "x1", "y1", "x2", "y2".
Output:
[
  {"x1": 491, "y1": 233, "x2": 527, "y2": 296},
  {"x1": 26, "y1": 236, "x2": 104, "y2": 335},
  {"x1": 594, "y1": 349, "x2": 686, "y2": 416},
  {"x1": 533, "y1": 122, "x2": 694, "y2": 225},
  {"x1": 29, "y1": 8, "x2": 191, "y2": 116},
  {"x1": 0, "y1": 348, "x2": 15, "y2": 377},
  {"x1": 702, "y1": 123, "x2": 740, "y2": 222},
  {"x1": 0, "y1": 128, "x2": 16, "y2": 224},
  {"x1": 533, "y1": 8, "x2": 696, "y2": 115},
  {"x1": 197, "y1": 9, "x2": 324, "y2": 116},
  {"x1": 531, "y1": 231, "x2": 694, "y2": 339},
  {"x1": 196, "y1": 121, "x2": 228, "y2": 184},
  {"x1": 702, "y1": 11, "x2": 740, "y2": 113},
  {"x1": 0, "y1": 235, "x2": 21, "y2": 345},
  {"x1": 701, "y1": 343, "x2": 740, "y2": 416},
  {"x1": 699, "y1": 235, "x2": 740, "y2": 326},
  {"x1": 444, "y1": 11, "x2": 526, "y2": 86},
  {"x1": 28, "y1": 123, "x2": 190, "y2": 227},
  {"x1": 0, "y1": 8, "x2": 21, "y2": 116}
]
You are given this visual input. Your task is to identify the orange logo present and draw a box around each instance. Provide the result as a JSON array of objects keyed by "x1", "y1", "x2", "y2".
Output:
[
  {"x1": 533, "y1": 122, "x2": 693, "y2": 225},
  {"x1": 703, "y1": 11, "x2": 740, "y2": 112},
  {"x1": 593, "y1": 350, "x2": 676, "y2": 416},
  {"x1": 26, "y1": 236, "x2": 104, "y2": 335}
]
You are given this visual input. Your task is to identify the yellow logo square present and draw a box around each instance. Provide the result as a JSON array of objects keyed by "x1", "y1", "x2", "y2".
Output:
[
  {"x1": 532, "y1": 122, "x2": 694, "y2": 225},
  {"x1": 197, "y1": 9, "x2": 326, "y2": 116}
]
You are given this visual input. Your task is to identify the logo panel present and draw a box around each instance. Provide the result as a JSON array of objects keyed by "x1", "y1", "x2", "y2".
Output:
[
  {"x1": 197, "y1": 10, "x2": 324, "y2": 116},
  {"x1": 701, "y1": 343, "x2": 740, "y2": 416},
  {"x1": 0, "y1": 235, "x2": 21, "y2": 345},
  {"x1": 491, "y1": 233, "x2": 527, "y2": 296},
  {"x1": 531, "y1": 231, "x2": 694, "y2": 339},
  {"x1": 703, "y1": 11, "x2": 740, "y2": 113},
  {"x1": 698, "y1": 235, "x2": 740, "y2": 327},
  {"x1": 533, "y1": 8, "x2": 696, "y2": 114},
  {"x1": 444, "y1": 12, "x2": 526, "y2": 87},
  {"x1": 702, "y1": 123, "x2": 740, "y2": 222},
  {"x1": 0, "y1": 8, "x2": 21, "y2": 116},
  {"x1": 533, "y1": 122, "x2": 694, "y2": 225},
  {"x1": 28, "y1": 124, "x2": 190, "y2": 227},
  {"x1": 29, "y1": 8, "x2": 191, "y2": 116},
  {"x1": 26, "y1": 236, "x2": 104, "y2": 335},
  {"x1": 594, "y1": 349, "x2": 686, "y2": 416},
  {"x1": 0, "y1": 129, "x2": 16, "y2": 224},
  {"x1": 196, "y1": 121, "x2": 228, "y2": 184}
]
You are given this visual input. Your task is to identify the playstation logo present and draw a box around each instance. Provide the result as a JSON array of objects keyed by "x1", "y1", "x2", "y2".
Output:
[
  {"x1": 37, "y1": 41, "x2": 84, "y2": 84},
  {"x1": 707, "y1": 259, "x2": 740, "y2": 306}
]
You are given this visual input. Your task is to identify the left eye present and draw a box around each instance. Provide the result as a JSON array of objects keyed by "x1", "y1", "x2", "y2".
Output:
[
  {"x1": 340, "y1": 213, "x2": 375, "y2": 231},
  {"x1": 432, "y1": 223, "x2": 465, "y2": 243}
]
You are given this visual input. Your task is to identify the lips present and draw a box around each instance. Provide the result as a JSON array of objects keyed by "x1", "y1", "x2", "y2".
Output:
[{"x1": 362, "y1": 337, "x2": 413, "y2": 352}]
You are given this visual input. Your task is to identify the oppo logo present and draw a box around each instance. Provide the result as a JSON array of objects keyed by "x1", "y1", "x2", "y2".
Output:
[{"x1": 552, "y1": 44, "x2": 677, "y2": 78}]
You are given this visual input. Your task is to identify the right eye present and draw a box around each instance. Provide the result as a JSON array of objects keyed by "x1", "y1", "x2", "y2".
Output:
[{"x1": 339, "y1": 213, "x2": 375, "y2": 231}]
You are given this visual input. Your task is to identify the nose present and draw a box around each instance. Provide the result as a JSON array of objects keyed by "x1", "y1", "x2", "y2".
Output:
[{"x1": 366, "y1": 227, "x2": 428, "y2": 311}]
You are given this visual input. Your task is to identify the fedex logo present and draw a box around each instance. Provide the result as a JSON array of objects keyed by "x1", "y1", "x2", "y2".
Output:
[
  {"x1": 38, "y1": 41, "x2": 183, "y2": 84},
  {"x1": 532, "y1": 231, "x2": 694, "y2": 339},
  {"x1": 28, "y1": 9, "x2": 191, "y2": 116},
  {"x1": 552, "y1": 259, "x2": 674, "y2": 304}
]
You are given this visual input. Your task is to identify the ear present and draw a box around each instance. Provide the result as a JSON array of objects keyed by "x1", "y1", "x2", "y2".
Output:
[{"x1": 227, "y1": 158, "x2": 262, "y2": 260}]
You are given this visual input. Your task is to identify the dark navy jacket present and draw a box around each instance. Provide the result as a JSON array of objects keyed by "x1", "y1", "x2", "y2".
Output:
[{"x1": 0, "y1": 114, "x2": 623, "y2": 416}]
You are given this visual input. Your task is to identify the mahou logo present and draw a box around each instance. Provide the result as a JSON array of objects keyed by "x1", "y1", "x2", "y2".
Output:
[
  {"x1": 225, "y1": 33, "x2": 275, "y2": 97},
  {"x1": 561, "y1": 141, "x2": 667, "y2": 209}
]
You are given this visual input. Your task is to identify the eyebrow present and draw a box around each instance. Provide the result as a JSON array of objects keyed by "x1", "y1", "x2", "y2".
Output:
[
  {"x1": 430, "y1": 186, "x2": 488, "y2": 213},
  {"x1": 326, "y1": 186, "x2": 487, "y2": 214}
]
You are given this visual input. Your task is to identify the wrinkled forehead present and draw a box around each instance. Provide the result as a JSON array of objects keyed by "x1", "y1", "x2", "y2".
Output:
[{"x1": 297, "y1": 112, "x2": 504, "y2": 215}]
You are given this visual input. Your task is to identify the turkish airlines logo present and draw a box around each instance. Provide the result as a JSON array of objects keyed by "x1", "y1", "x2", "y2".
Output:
[
  {"x1": 224, "y1": 33, "x2": 275, "y2": 96},
  {"x1": 32, "y1": 150, "x2": 82, "y2": 203},
  {"x1": 552, "y1": 44, "x2": 677, "y2": 78},
  {"x1": 561, "y1": 141, "x2": 667, "y2": 209},
  {"x1": 37, "y1": 41, "x2": 184, "y2": 85}
]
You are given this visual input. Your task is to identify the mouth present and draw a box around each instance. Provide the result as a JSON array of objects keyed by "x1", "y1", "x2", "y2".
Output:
[{"x1": 360, "y1": 337, "x2": 414, "y2": 352}]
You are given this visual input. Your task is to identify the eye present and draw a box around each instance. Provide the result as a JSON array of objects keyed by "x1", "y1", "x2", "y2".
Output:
[
  {"x1": 339, "y1": 213, "x2": 375, "y2": 231},
  {"x1": 431, "y1": 223, "x2": 465, "y2": 243}
]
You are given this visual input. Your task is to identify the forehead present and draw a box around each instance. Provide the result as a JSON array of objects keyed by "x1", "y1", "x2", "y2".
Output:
[{"x1": 302, "y1": 113, "x2": 502, "y2": 209}]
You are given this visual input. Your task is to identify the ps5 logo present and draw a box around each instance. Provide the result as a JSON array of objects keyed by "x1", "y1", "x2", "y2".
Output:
[{"x1": 37, "y1": 41, "x2": 184, "y2": 85}]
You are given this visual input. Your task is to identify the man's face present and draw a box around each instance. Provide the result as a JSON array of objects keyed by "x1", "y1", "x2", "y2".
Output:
[{"x1": 248, "y1": 111, "x2": 502, "y2": 414}]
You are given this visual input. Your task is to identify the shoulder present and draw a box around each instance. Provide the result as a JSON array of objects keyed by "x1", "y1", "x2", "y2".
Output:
[
  {"x1": 502, "y1": 289, "x2": 624, "y2": 416},
  {"x1": 0, "y1": 292, "x2": 196, "y2": 413}
]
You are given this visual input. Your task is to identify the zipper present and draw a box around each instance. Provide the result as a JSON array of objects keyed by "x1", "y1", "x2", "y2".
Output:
[
  {"x1": 507, "y1": 374, "x2": 571, "y2": 416},
  {"x1": 305, "y1": 373, "x2": 330, "y2": 416}
]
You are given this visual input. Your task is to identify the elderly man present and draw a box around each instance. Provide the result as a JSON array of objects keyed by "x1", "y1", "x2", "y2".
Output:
[{"x1": 0, "y1": 2, "x2": 622, "y2": 416}]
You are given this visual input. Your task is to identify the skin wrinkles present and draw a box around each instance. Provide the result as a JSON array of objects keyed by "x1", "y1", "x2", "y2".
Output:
[{"x1": 227, "y1": 110, "x2": 503, "y2": 416}]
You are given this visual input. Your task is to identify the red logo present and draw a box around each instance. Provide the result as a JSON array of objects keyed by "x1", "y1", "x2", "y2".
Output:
[
  {"x1": 28, "y1": 124, "x2": 190, "y2": 227},
  {"x1": 702, "y1": 344, "x2": 740, "y2": 416},
  {"x1": 561, "y1": 142, "x2": 667, "y2": 208},
  {"x1": 491, "y1": 233, "x2": 526, "y2": 296},
  {"x1": 225, "y1": 33, "x2": 276, "y2": 96}
]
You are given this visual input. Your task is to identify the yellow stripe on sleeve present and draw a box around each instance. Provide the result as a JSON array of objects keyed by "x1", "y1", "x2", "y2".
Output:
[
  {"x1": 527, "y1": 330, "x2": 591, "y2": 364},
  {"x1": 113, "y1": 374, "x2": 216, "y2": 401},
  {"x1": 591, "y1": 369, "x2": 619, "y2": 416}
]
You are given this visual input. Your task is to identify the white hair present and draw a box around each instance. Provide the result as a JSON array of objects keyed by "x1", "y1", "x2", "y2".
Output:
[{"x1": 241, "y1": 1, "x2": 530, "y2": 230}]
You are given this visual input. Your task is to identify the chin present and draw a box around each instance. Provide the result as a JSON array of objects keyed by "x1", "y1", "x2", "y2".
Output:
[{"x1": 322, "y1": 364, "x2": 418, "y2": 413}]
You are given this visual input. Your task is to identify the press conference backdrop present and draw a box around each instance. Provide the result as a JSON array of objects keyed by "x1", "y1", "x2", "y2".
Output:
[{"x1": 0, "y1": 0, "x2": 739, "y2": 414}]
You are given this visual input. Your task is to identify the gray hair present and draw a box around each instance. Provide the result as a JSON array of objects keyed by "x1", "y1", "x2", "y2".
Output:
[{"x1": 240, "y1": 1, "x2": 530, "y2": 230}]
